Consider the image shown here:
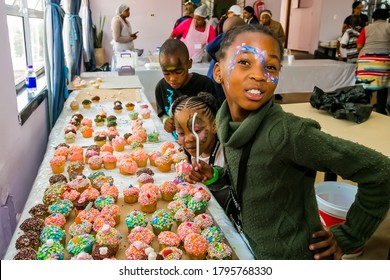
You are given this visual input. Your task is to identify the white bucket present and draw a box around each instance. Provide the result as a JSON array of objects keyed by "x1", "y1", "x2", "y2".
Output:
[{"x1": 315, "y1": 181, "x2": 357, "y2": 226}]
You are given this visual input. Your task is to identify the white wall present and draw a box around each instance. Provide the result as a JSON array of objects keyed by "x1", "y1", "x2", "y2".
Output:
[
  {"x1": 90, "y1": 0, "x2": 181, "y2": 66},
  {"x1": 0, "y1": 2, "x2": 48, "y2": 258}
]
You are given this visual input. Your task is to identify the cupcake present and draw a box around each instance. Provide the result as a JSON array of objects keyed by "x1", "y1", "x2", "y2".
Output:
[
  {"x1": 131, "y1": 119, "x2": 144, "y2": 130},
  {"x1": 37, "y1": 239, "x2": 65, "y2": 260},
  {"x1": 67, "y1": 161, "x2": 85, "y2": 175},
  {"x1": 123, "y1": 184, "x2": 140, "y2": 203},
  {"x1": 155, "y1": 156, "x2": 172, "y2": 172},
  {"x1": 128, "y1": 111, "x2": 139, "y2": 120},
  {"x1": 91, "y1": 175, "x2": 114, "y2": 191},
  {"x1": 112, "y1": 136, "x2": 126, "y2": 152},
  {"x1": 159, "y1": 247, "x2": 183, "y2": 260},
  {"x1": 82, "y1": 99, "x2": 92, "y2": 108},
  {"x1": 92, "y1": 245, "x2": 116, "y2": 260},
  {"x1": 160, "y1": 141, "x2": 175, "y2": 155},
  {"x1": 186, "y1": 191, "x2": 208, "y2": 215},
  {"x1": 136, "y1": 167, "x2": 155, "y2": 177},
  {"x1": 125, "y1": 241, "x2": 152, "y2": 260},
  {"x1": 100, "y1": 183, "x2": 119, "y2": 202},
  {"x1": 102, "y1": 154, "x2": 117, "y2": 170},
  {"x1": 138, "y1": 191, "x2": 158, "y2": 213},
  {"x1": 70, "y1": 100, "x2": 79, "y2": 110},
  {"x1": 189, "y1": 186, "x2": 211, "y2": 202},
  {"x1": 91, "y1": 95, "x2": 100, "y2": 102},
  {"x1": 71, "y1": 252, "x2": 94, "y2": 260},
  {"x1": 94, "y1": 134, "x2": 107, "y2": 147},
  {"x1": 133, "y1": 128, "x2": 147, "y2": 143},
  {"x1": 207, "y1": 242, "x2": 233, "y2": 260},
  {"x1": 13, "y1": 247, "x2": 37, "y2": 260},
  {"x1": 79, "y1": 187, "x2": 100, "y2": 203},
  {"x1": 92, "y1": 214, "x2": 116, "y2": 232},
  {"x1": 66, "y1": 234, "x2": 95, "y2": 256},
  {"x1": 64, "y1": 132, "x2": 76, "y2": 144},
  {"x1": 118, "y1": 159, "x2": 138, "y2": 175},
  {"x1": 193, "y1": 213, "x2": 214, "y2": 230},
  {"x1": 107, "y1": 115, "x2": 117, "y2": 124},
  {"x1": 201, "y1": 226, "x2": 225, "y2": 243},
  {"x1": 183, "y1": 233, "x2": 208, "y2": 260},
  {"x1": 68, "y1": 219, "x2": 93, "y2": 237},
  {"x1": 73, "y1": 197, "x2": 91, "y2": 214},
  {"x1": 64, "y1": 125, "x2": 77, "y2": 135},
  {"x1": 127, "y1": 226, "x2": 155, "y2": 245},
  {"x1": 174, "y1": 207, "x2": 196, "y2": 226},
  {"x1": 167, "y1": 200, "x2": 186, "y2": 216},
  {"x1": 94, "y1": 195, "x2": 115, "y2": 211},
  {"x1": 147, "y1": 130, "x2": 159, "y2": 143},
  {"x1": 157, "y1": 231, "x2": 181, "y2": 250},
  {"x1": 68, "y1": 175, "x2": 90, "y2": 193},
  {"x1": 15, "y1": 231, "x2": 40, "y2": 250},
  {"x1": 171, "y1": 152, "x2": 188, "y2": 164},
  {"x1": 137, "y1": 173, "x2": 154, "y2": 187},
  {"x1": 28, "y1": 203, "x2": 49, "y2": 220},
  {"x1": 39, "y1": 225, "x2": 66, "y2": 244},
  {"x1": 125, "y1": 210, "x2": 148, "y2": 232},
  {"x1": 88, "y1": 155, "x2": 103, "y2": 170},
  {"x1": 85, "y1": 149, "x2": 99, "y2": 163},
  {"x1": 68, "y1": 152, "x2": 84, "y2": 163},
  {"x1": 125, "y1": 102, "x2": 135, "y2": 111},
  {"x1": 114, "y1": 104, "x2": 123, "y2": 113},
  {"x1": 76, "y1": 207, "x2": 101, "y2": 224},
  {"x1": 44, "y1": 213, "x2": 67, "y2": 228},
  {"x1": 80, "y1": 126, "x2": 94, "y2": 138},
  {"x1": 19, "y1": 217, "x2": 45, "y2": 234},
  {"x1": 173, "y1": 188, "x2": 192, "y2": 206},
  {"x1": 95, "y1": 224, "x2": 123, "y2": 253},
  {"x1": 101, "y1": 204, "x2": 121, "y2": 225},
  {"x1": 100, "y1": 144, "x2": 114, "y2": 154},
  {"x1": 81, "y1": 118, "x2": 92, "y2": 127},
  {"x1": 150, "y1": 209, "x2": 174, "y2": 235},
  {"x1": 148, "y1": 151, "x2": 162, "y2": 166},
  {"x1": 50, "y1": 156, "x2": 66, "y2": 174},
  {"x1": 43, "y1": 183, "x2": 68, "y2": 205},
  {"x1": 132, "y1": 149, "x2": 149, "y2": 167},
  {"x1": 160, "y1": 181, "x2": 178, "y2": 201},
  {"x1": 140, "y1": 108, "x2": 151, "y2": 119},
  {"x1": 48, "y1": 198, "x2": 74, "y2": 218},
  {"x1": 62, "y1": 188, "x2": 80, "y2": 204},
  {"x1": 176, "y1": 222, "x2": 201, "y2": 242},
  {"x1": 94, "y1": 115, "x2": 105, "y2": 126}
]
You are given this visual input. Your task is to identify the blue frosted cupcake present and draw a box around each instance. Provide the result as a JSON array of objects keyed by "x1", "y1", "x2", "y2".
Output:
[
  {"x1": 201, "y1": 226, "x2": 225, "y2": 243},
  {"x1": 37, "y1": 239, "x2": 65, "y2": 260},
  {"x1": 125, "y1": 210, "x2": 148, "y2": 232},
  {"x1": 66, "y1": 234, "x2": 95, "y2": 256},
  {"x1": 48, "y1": 199, "x2": 74, "y2": 218},
  {"x1": 94, "y1": 195, "x2": 115, "y2": 210},
  {"x1": 40, "y1": 225, "x2": 66, "y2": 244},
  {"x1": 150, "y1": 209, "x2": 174, "y2": 235}
]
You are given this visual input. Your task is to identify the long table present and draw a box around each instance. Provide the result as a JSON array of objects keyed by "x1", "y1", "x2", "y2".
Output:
[
  {"x1": 281, "y1": 103, "x2": 390, "y2": 260},
  {"x1": 4, "y1": 76, "x2": 255, "y2": 260}
]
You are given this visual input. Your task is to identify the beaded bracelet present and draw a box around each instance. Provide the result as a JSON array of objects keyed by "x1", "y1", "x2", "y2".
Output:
[
  {"x1": 204, "y1": 167, "x2": 219, "y2": 186},
  {"x1": 162, "y1": 116, "x2": 169, "y2": 125}
]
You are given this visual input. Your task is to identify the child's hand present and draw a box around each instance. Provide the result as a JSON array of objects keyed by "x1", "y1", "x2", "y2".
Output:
[
  {"x1": 309, "y1": 227, "x2": 343, "y2": 260},
  {"x1": 186, "y1": 159, "x2": 214, "y2": 184},
  {"x1": 163, "y1": 116, "x2": 175, "y2": 133}
]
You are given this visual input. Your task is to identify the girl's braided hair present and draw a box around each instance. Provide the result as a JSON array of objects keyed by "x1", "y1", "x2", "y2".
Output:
[{"x1": 171, "y1": 92, "x2": 218, "y2": 121}]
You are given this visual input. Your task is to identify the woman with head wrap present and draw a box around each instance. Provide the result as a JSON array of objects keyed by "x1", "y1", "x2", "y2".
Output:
[
  {"x1": 169, "y1": 4, "x2": 216, "y2": 63},
  {"x1": 259, "y1": 9, "x2": 285, "y2": 45},
  {"x1": 111, "y1": 4, "x2": 138, "y2": 53}
]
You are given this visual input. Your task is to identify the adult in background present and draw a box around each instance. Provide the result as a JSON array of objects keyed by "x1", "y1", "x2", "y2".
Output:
[
  {"x1": 259, "y1": 9, "x2": 285, "y2": 46},
  {"x1": 243, "y1": 6, "x2": 259, "y2": 25},
  {"x1": 216, "y1": 5, "x2": 242, "y2": 36},
  {"x1": 343, "y1": 1, "x2": 369, "y2": 33},
  {"x1": 110, "y1": 4, "x2": 138, "y2": 53},
  {"x1": 169, "y1": 4, "x2": 216, "y2": 63},
  {"x1": 173, "y1": 1, "x2": 196, "y2": 38},
  {"x1": 356, "y1": 9, "x2": 390, "y2": 115}
]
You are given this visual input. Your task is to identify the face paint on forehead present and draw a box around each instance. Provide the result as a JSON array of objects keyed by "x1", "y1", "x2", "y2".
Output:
[{"x1": 227, "y1": 44, "x2": 279, "y2": 84}]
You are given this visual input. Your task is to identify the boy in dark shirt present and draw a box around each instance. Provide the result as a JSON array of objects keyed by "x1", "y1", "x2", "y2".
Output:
[{"x1": 155, "y1": 39, "x2": 216, "y2": 138}]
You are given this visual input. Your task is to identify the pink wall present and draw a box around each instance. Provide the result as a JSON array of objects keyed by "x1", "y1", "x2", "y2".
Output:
[{"x1": 90, "y1": 0, "x2": 181, "y2": 65}]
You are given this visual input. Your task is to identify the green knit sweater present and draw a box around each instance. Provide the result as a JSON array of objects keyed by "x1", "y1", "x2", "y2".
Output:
[{"x1": 215, "y1": 100, "x2": 390, "y2": 259}]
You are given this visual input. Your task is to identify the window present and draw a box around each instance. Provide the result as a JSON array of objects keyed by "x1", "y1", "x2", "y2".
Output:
[{"x1": 5, "y1": 0, "x2": 45, "y2": 92}]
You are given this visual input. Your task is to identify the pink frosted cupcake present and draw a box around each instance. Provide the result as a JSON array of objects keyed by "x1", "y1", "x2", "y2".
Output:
[
  {"x1": 100, "y1": 144, "x2": 114, "y2": 154},
  {"x1": 102, "y1": 154, "x2": 117, "y2": 170},
  {"x1": 123, "y1": 184, "x2": 140, "y2": 203},
  {"x1": 174, "y1": 208, "x2": 196, "y2": 226},
  {"x1": 54, "y1": 146, "x2": 70, "y2": 159},
  {"x1": 184, "y1": 233, "x2": 208, "y2": 260},
  {"x1": 189, "y1": 186, "x2": 211, "y2": 202},
  {"x1": 137, "y1": 173, "x2": 154, "y2": 187},
  {"x1": 159, "y1": 247, "x2": 183, "y2": 260},
  {"x1": 127, "y1": 226, "x2": 155, "y2": 245},
  {"x1": 148, "y1": 151, "x2": 162, "y2": 166},
  {"x1": 131, "y1": 149, "x2": 149, "y2": 167},
  {"x1": 125, "y1": 241, "x2": 152, "y2": 260},
  {"x1": 193, "y1": 213, "x2": 214, "y2": 229},
  {"x1": 140, "y1": 108, "x2": 151, "y2": 119},
  {"x1": 130, "y1": 119, "x2": 143, "y2": 130},
  {"x1": 44, "y1": 213, "x2": 67, "y2": 228},
  {"x1": 118, "y1": 159, "x2": 137, "y2": 175},
  {"x1": 160, "y1": 181, "x2": 178, "y2": 201},
  {"x1": 76, "y1": 207, "x2": 100, "y2": 224},
  {"x1": 138, "y1": 191, "x2": 158, "y2": 213},
  {"x1": 176, "y1": 222, "x2": 201, "y2": 242},
  {"x1": 112, "y1": 136, "x2": 126, "y2": 152},
  {"x1": 50, "y1": 156, "x2": 66, "y2": 174},
  {"x1": 132, "y1": 128, "x2": 147, "y2": 143},
  {"x1": 157, "y1": 231, "x2": 181, "y2": 250},
  {"x1": 95, "y1": 224, "x2": 123, "y2": 253},
  {"x1": 88, "y1": 155, "x2": 103, "y2": 170},
  {"x1": 101, "y1": 204, "x2": 121, "y2": 225},
  {"x1": 68, "y1": 175, "x2": 90, "y2": 193},
  {"x1": 100, "y1": 183, "x2": 119, "y2": 202},
  {"x1": 160, "y1": 141, "x2": 175, "y2": 155},
  {"x1": 92, "y1": 214, "x2": 116, "y2": 232},
  {"x1": 81, "y1": 118, "x2": 93, "y2": 127},
  {"x1": 79, "y1": 187, "x2": 100, "y2": 202},
  {"x1": 68, "y1": 219, "x2": 92, "y2": 237},
  {"x1": 61, "y1": 188, "x2": 80, "y2": 203}
]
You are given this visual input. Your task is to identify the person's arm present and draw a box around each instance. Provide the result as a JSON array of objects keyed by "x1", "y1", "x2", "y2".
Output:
[
  {"x1": 112, "y1": 18, "x2": 133, "y2": 44},
  {"x1": 356, "y1": 28, "x2": 366, "y2": 52},
  {"x1": 169, "y1": 18, "x2": 190, "y2": 40},
  {"x1": 340, "y1": 31, "x2": 349, "y2": 49},
  {"x1": 207, "y1": 25, "x2": 216, "y2": 44}
]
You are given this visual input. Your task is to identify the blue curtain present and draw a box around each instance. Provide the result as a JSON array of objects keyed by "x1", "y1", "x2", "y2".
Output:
[
  {"x1": 69, "y1": 0, "x2": 83, "y2": 79},
  {"x1": 45, "y1": 0, "x2": 69, "y2": 128}
]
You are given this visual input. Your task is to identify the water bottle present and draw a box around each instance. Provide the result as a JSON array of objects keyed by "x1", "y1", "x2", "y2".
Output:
[{"x1": 26, "y1": 65, "x2": 37, "y2": 98}]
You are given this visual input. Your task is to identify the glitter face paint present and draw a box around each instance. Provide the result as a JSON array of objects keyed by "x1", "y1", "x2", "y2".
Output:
[
  {"x1": 186, "y1": 116, "x2": 208, "y2": 144},
  {"x1": 227, "y1": 44, "x2": 279, "y2": 85}
]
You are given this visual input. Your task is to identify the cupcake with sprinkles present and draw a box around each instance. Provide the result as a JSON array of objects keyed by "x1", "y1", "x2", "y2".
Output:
[
  {"x1": 157, "y1": 231, "x2": 181, "y2": 250},
  {"x1": 68, "y1": 218, "x2": 93, "y2": 237},
  {"x1": 61, "y1": 188, "x2": 80, "y2": 203},
  {"x1": 13, "y1": 247, "x2": 37, "y2": 260},
  {"x1": 183, "y1": 233, "x2": 208, "y2": 260},
  {"x1": 138, "y1": 191, "x2": 158, "y2": 213},
  {"x1": 176, "y1": 222, "x2": 201, "y2": 243},
  {"x1": 76, "y1": 206, "x2": 100, "y2": 224},
  {"x1": 167, "y1": 200, "x2": 186, "y2": 216},
  {"x1": 137, "y1": 173, "x2": 154, "y2": 187},
  {"x1": 101, "y1": 204, "x2": 121, "y2": 225},
  {"x1": 173, "y1": 188, "x2": 192, "y2": 206},
  {"x1": 136, "y1": 167, "x2": 154, "y2": 177},
  {"x1": 37, "y1": 239, "x2": 65, "y2": 260},
  {"x1": 94, "y1": 194, "x2": 115, "y2": 211},
  {"x1": 100, "y1": 183, "x2": 119, "y2": 202},
  {"x1": 193, "y1": 213, "x2": 214, "y2": 230},
  {"x1": 71, "y1": 252, "x2": 94, "y2": 260},
  {"x1": 15, "y1": 231, "x2": 40, "y2": 251},
  {"x1": 92, "y1": 214, "x2": 116, "y2": 232},
  {"x1": 150, "y1": 209, "x2": 174, "y2": 235},
  {"x1": 159, "y1": 181, "x2": 178, "y2": 201},
  {"x1": 127, "y1": 226, "x2": 155, "y2": 245},
  {"x1": 207, "y1": 242, "x2": 233, "y2": 260},
  {"x1": 48, "y1": 198, "x2": 74, "y2": 218},
  {"x1": 19, "y1": 217, "x2": 45, "y2": 234},
  {"x1": 66, "y1": 234, "x2": 95, "y2": 256},
  {"x1": 92, "y1": 245, "x2": 116, "y2": 260},
  {"x1": 159, "y1": 247, "x2": 183, "y2": 260},
  {"x1": 125, "y1": 241, "x2": 152, "y2": 260},
  {"x1": 174, "y1": 207, "x2": 196, "y2": 226},
  {"x1": 40, "y1": 225, "x2": 66, "y2": 245},
  {"x1": 95, "y1": 224, "x2": 123, "y2": 254},
  {"x1": 189, "y1": 186, "x2": 211, "y2": 202},
  {"x1": 125, "y1": 210, "x2": 148, "y2": 232},
  {"x1": 186, "y1": 191, "x2": 207, "y2": 215},
  {"x1": 123, "y1": 184, "x2": 140, "y2": 204},
  {"x1": 44, "y1": 213, "x2": 67, "y2": 228},
  {"x1": 201, "y1": 226, "x2": 225, "y2": 243},
  {"x1": 28, "y1": 203, "x2": 49, "y2": 220}
]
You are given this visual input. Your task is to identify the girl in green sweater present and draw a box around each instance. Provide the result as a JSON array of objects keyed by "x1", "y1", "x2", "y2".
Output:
[{"x1": 188, "y1": 24, "x2": 390, "y2": 259}]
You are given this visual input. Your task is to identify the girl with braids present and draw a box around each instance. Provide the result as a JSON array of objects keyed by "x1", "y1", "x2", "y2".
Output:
[
  {"x1": 171, "y1": 92, "x2": 229, "y2": 207},
  {"x1": 187, "y1": 24, "x2": 390, "y2": 259}
]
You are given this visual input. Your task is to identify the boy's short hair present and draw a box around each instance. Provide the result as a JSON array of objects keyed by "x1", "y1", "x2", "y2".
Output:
[{"x1": 160, "y1": 39, "x2": 189, "y2": 60}]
